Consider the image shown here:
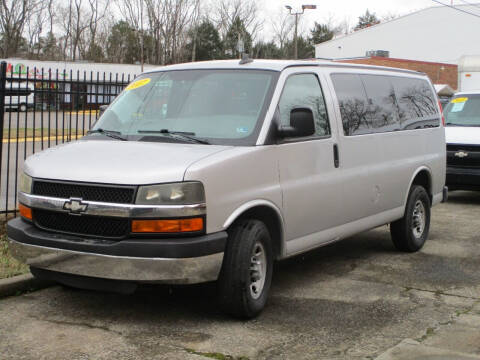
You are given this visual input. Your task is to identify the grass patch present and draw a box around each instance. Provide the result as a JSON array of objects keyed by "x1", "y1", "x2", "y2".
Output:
[
  {"x1": 0, "y1": 218, "x2": 29, "y2": 279},
  {"x1": 3, "y1": 128, "x2": 84, "y2": 140}
]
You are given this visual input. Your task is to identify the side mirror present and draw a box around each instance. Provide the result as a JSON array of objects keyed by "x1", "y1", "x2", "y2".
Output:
[
  {"x1": 98, "y1": 105, "x2": 108, "y2": 118},
  {"x1": 277, "y1": 108, "x2": 315, "y2": 138}
]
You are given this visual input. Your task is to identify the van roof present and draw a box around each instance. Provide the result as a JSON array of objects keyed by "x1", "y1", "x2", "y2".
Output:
[{"x1": 143, "y1": 59, "x2": 424, "y2": 76}]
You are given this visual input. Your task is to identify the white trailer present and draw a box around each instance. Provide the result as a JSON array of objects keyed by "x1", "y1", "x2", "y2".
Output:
[{"x1": 458, "y1": 55, "x2": 480, "y2": 92}]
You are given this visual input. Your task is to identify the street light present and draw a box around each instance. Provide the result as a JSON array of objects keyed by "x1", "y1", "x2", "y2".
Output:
[{"x1": 286, "y1": 4, "x2": 317, "y2": 59}]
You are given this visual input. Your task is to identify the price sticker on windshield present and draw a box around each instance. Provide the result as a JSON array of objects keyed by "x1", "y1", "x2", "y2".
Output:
[{"x1": 125, "y1": 78, "x2": 151, "y2": 91}]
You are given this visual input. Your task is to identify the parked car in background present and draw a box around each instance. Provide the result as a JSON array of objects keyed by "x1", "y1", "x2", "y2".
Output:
[
  {"x1": 8, "y1": 60, "x2": 446, "y2": 318},
  {"x1": 444, "y1": 91, "x2": 480, "y2": 191},
  {"x1": 5, "y1": 81, "x2": 34, "y2": 112}
]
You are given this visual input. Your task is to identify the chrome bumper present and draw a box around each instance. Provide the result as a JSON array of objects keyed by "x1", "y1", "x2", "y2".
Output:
[{"x1": 9, "y1": 239, "x2": 224, "y2": 284}]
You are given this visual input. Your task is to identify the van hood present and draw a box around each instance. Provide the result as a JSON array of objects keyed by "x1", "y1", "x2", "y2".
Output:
[
  {"x1": 24, "y1": 139, "x2": 230, "y2": 185},
  {"x1": 445, "y1": 126, "x2": 480, "y2": 145}
]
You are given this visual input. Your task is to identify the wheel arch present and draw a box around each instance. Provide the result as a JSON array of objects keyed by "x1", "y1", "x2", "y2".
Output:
[
  {"x1": 223, "y1": 200, "x2": 285, "y2": 260},
  {"x1": 405, "y1": 166, "x2": 433, "y2": 206}
]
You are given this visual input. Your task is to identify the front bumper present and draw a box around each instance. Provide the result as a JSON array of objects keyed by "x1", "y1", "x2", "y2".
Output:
[
  {"x1": 7, "y1": 218, "x2": 226, "y2": 284},
  {"x1": 446, "y1": 166, "x2": 480, "y2": 191}
]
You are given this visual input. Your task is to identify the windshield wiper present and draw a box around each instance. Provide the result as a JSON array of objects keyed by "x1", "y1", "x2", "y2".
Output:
[
  {"x1": 87, "y1": 128, "x2": 127, "y2": 141},
  {"x1": 444, "y1": 123, "x2": 479, "y2": 127},
  {"x1": 137, "y1": 129, "x2": 210, "y2": 144}
]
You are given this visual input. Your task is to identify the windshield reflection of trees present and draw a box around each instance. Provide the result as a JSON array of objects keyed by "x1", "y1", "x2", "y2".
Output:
[{"x1": 340, "y1": 83, "x2": 438, "y2": 135}]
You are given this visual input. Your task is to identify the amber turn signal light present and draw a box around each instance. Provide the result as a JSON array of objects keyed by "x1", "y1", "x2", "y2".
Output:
[
  {"x1": 19, "y1": 203, "x2": 32, "y2": 220},
  {"x1": 131, "y1": 218, "x2": 204, "y2": 233}
]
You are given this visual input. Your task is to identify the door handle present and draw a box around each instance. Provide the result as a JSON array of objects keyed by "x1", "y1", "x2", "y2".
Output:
[{"x1": 333, "y1": 144, "x2": 340, "y2": 168}]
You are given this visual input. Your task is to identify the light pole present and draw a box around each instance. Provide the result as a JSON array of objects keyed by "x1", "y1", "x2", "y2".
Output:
[{"x1": 286, "y1": 4, "x2": 317, "y2": 59}]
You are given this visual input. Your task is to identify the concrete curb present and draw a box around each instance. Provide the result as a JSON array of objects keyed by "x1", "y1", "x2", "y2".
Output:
[{"x1": 0, "y1": 273, "x2": 53, "y2": 298}]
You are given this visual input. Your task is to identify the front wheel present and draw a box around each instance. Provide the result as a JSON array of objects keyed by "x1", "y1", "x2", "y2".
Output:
[
  {"x1": 390, "y1": 185, "x2": 431, "y2": 252},
  {"x1": 217, "y1": 219, "x2": 273, "y2": 319},
  {"x1": 19, "y1": 104, "x2": 27, "y2": 112}
]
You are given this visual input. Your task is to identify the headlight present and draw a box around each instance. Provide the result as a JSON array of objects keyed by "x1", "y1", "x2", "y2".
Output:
[
  {"x1": 136, "y1": 182, "x2": 205, "y2": 205},
  {"x1": 19, "y1": 173, "x2": 32, "y2": 194}
]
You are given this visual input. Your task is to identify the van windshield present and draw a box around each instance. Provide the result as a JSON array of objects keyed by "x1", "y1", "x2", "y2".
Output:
[
  {"x1": 444, "y1": 95, "x2": 480, "y2": 127},
  {"x1": 92, "y1": 70, "x2": 277, "y2": 145}
]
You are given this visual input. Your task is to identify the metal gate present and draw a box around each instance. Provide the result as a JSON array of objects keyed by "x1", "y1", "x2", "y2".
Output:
[{"x1": 0, "y1": 61, "x2": 133, "y2": 218}]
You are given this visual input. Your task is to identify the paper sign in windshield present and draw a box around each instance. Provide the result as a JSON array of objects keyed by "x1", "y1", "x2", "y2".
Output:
[
  {"x1": 125, "y1": 78, "x2": 151, "y2": 91},
  {"x1": 451, "y1": 102, "x2": 466, "y2": 112}
]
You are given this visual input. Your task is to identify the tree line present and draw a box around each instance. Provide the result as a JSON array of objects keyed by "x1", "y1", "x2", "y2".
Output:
[{"x1": 0, "y1": 0, "x2": 384, "y2": 65}]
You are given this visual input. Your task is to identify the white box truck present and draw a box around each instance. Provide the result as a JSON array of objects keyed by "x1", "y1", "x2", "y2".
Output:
[{"x1": 458, "y1": 55, "x2": 480, "y2": 92}]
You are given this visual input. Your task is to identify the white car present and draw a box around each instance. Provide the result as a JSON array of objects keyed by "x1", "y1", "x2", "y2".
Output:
[
  {"x1": 444, "y1": 91, "x2": 480, "y2": 191},
  {"x1": 8, "y1": 60, "x2": 446, "y2": 318},
  {"x1": 5, "y1": 81, "x2": 34, "y2": 112}
]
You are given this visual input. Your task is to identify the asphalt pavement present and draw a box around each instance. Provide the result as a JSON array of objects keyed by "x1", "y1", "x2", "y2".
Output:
[{"x1": 0, "y1": 191, "x2": 479, "y2": 359}]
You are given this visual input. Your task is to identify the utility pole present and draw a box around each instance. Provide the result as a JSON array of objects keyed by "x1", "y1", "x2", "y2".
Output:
[{"x1": 286, "y1": 4, "x2": 317, "y2": 59}]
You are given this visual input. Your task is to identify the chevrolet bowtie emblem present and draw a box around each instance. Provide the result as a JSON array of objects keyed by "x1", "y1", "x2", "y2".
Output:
[
  {"x1": 454, "y1": 151, "x2": 469, "y2": 158},
  {"x1": 63, "y1": 198, "x2": 88, "y2": 214}
]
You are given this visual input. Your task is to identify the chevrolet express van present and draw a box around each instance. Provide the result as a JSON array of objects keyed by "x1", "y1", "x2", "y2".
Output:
[
  {"x1": 8, "y1": 60, "x2": 447, "y2": 318},
  {"x1": 444, "y1": 91, "x2": 480, "y2": 191}
]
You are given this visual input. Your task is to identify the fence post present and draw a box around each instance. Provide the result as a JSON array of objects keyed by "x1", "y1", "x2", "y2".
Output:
[{"x1": 0, "y1": 61, "x2": 7, "y2": 209}]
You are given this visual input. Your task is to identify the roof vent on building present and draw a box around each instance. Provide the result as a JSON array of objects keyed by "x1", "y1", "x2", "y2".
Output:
[{"x1": 366, "y1": 50, "x2": 390, "y2": 58}]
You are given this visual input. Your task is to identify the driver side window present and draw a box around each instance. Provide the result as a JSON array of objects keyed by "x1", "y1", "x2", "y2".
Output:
[{"x1": 278, "y1": 73, "x2": 331, "y2": 137}]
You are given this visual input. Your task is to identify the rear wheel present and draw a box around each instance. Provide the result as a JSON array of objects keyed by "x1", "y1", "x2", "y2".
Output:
[
  {"x1": 217, "y1": 219, "x2": 273, "y2": 319},
  {"x1": 19, "y1": 104, "x2": 27, "y2": 112},
  {"x1": 390, "y1": 185, "x2": 431, "y2": 252}
]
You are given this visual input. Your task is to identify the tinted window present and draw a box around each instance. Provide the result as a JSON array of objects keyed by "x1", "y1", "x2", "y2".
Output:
[
  {"x1": 361, "y1": 75, "x2": 399, "y2": 133},
  {"x1": 278, "y1": 74, "x2": 330, "y2": 137},
  {"x1": 391, "y1": 77, "x2": 439, "y2": 130},
  {"x1": 332, "y1": 73, "x2": 439, "y2": 136},
  {"x1": 330, "y1": 73, "x2": 369, "y2": 136}
]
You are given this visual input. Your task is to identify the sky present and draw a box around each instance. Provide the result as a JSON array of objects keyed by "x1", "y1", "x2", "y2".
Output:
[{"x1": 257, "y1": 0, "x2": 453, "y2": 40}]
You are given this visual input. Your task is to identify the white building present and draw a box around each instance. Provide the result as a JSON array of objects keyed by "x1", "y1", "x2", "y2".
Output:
[{"x1": 315, "y1": 4, "x2": 480, "y2": 64}]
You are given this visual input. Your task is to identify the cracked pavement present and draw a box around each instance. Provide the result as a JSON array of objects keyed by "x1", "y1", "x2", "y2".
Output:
[{"x1": 1, "y1": 191, "x2": 480, "y2": 359}]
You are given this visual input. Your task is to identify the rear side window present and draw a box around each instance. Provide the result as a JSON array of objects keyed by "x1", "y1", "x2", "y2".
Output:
[
  {"x1": 391, "y1": 77, "x2": 439, "y2": 130},
  {"x1": 278, "y1": 74, "x2": 330, "y2": 137},
  {"x1": 360, "y1": 75, "x2": 399, "y2": 133},
  {"x1": 329, "y1": 74, "x2": 369, "y2": 136},
  {"x1": 331, "y1": 73, "x2": 439, "y2": 136}
]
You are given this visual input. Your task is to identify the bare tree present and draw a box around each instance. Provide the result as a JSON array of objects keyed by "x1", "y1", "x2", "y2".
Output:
[
  {"x1": 213, "y1": 0, "x2": 262, "y2": 42},
  {"x1": 144, "y1": 0, "x2": 200, "y2": 65},
  {"x1": 116, "y1": 0, "x2": 146, "y2": 66},
  {"x1": 271, "y1": 9, "x2": 293, "y2": 55},
  {"x1": 25, "y1": 1, "x2": 50, "y2": 58},
  {"x1": 0, "y1": 0, "x2": 42, "y2": 57},
  {"x1": 84, "y1": 0, "x2": 109, "y2": 60}
]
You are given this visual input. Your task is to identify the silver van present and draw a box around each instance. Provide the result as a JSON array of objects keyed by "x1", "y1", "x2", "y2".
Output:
[{"x1": 8, "y1": 60, "x2": 447, "y2": 318}]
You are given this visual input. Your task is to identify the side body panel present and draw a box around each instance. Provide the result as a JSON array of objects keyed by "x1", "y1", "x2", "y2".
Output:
[
  {"x1": 273, "y1": 67, "x2": 344, "y2": 243},
  {"x1": 322, "y1": 68, "x2": 446, "y2": 221},
  {"x1": 184, "y1": 146, "x2": 283, "y2": 236}
]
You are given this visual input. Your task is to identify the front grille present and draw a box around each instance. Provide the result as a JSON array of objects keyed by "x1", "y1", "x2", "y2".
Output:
[
  {"x1": 33, "y1": 209, "x2": 130, "y2": 238},
  {"x1": 33, "y1": 181, "x2": 135, "y2": 204},
  {"x1": 447, "y1": 144, "x2": 480, "y2": 169}
]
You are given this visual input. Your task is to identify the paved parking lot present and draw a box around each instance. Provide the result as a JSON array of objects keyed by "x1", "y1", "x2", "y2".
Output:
[{"x1": 1, "y1": 191, "x2": 479, "y2": 359}]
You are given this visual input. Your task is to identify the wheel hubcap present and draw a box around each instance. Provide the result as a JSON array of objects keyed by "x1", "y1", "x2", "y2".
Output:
[
  {"x1": 412, "y1": 200, "x2": 426, "y2": 238},
  {"x1": 249, "y1": 242, "x2": 267, "y2": 300}
]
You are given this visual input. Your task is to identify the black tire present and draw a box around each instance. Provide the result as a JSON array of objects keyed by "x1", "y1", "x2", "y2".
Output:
[
  {"x1": 217, "y1": 219, "x2": 273, "y2": 319},
  {"x1": 390, "y1": 185, "x2": 431, "y2": 252}
]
